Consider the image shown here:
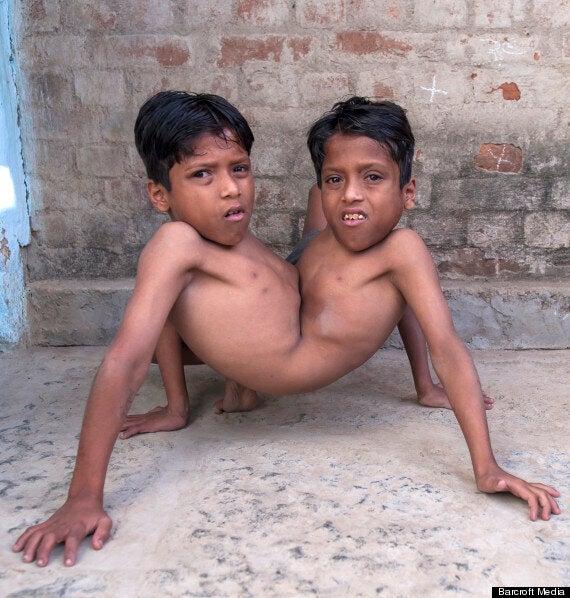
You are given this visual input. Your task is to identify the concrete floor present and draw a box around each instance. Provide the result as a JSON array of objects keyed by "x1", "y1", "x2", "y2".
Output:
[{"x1": 1, "y1": 347, "x2": 568, "y2": 597}]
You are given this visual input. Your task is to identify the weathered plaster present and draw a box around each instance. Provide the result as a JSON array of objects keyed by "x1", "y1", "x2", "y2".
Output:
[{"x1": 0, "y1": 1, "x2": 30, "y2": 350}]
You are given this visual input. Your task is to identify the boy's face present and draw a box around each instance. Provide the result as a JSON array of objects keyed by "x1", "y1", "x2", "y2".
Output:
[
  {"x1": 320, "y1": 133, "x2": 415, "y2": 252},
  {"x1": 148, "y1": 131, "x2": 254, "y2": 246}
]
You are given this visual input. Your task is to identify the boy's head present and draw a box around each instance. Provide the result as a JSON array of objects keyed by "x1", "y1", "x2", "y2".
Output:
[
  {"x1": 306, "y1": 97, "x2": 416, "y2": 252},
  {"x1": 135, "y1": 91, "x2": 255, "y2": 247},
  {"x1": 135, "y1": 91, "x2": 254, "y2": 190},
  {"x1": 307, "y1": 96, "x2": 414, "y2": 189}
]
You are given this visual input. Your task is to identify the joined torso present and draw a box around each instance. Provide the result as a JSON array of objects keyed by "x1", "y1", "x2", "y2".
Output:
[
  {"x1": 169, "y1": 227, "x2": 407, "y2": 395},
  {"x1": 295, "y1": 229, "x2": 407, "y2": 385},
  {"x1": 172, "y1": 233, "x2": 304, "y2": 393}
]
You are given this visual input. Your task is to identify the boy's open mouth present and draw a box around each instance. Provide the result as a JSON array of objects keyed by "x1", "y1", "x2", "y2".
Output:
[
  {"x1": 342, "y1": 211, "x2": 367, "y2": 224},
  {"x1": 225, "y1": 207, "x2": 245, "y2": 221}
]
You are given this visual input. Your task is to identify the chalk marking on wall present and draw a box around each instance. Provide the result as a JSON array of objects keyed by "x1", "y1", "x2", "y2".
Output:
[
  {"x1": 481, "y1": 39, "x2": 525, "y2": 62},
  {"x1": 488, "y1": 144, "x2": 515, "y2": 172},
  {"x1": 420, "y1": 76, "x2": 448, "y2": 103}
]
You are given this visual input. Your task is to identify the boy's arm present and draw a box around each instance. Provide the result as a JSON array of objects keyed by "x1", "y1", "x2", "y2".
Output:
[
  {"x1": 12, "y1": 223, "x2": 199, "y2": 566},
  {"x1": 390, "y1": 230, "x2": 560, "y2": 520}
]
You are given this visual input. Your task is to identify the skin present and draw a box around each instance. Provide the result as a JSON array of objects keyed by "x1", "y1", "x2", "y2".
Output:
[
  {"x1": 13, "y1": 131, "x2": 559, "y2": 568},
  {"x1": 295, "y1": 133, "x2": 560, "y2": 521},
  {"x1": 120, "y1": 185, "x2": 492, "y2": 439},
  {"x1": 300, "y1": 184, "x2": 492, "y2": 411},
  {"x1": 12, "y1": 132, "x2": 304, "y2": 567}
]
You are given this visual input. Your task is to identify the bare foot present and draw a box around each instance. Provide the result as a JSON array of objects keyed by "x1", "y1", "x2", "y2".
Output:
[
  {"x1": 418, "y1": 383, "x2": 494, "y2": 410},
  {"x1": 214, "y1": 380, "x2": 262, "y2": 414},
  {"x1": 119, "y1": 405, "x2": 189, "y2": 439}
]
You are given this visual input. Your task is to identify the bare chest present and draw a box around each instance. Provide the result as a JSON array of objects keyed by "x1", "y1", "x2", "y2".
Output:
[{"x1": 299, "y1": 255, "x2": 403, "y2": 349}]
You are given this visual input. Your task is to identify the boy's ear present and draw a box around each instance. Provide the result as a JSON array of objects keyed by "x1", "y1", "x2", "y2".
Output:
[
  {"x1": 147, "y1": 180, "x2": 171, "y2": 213},
  {"x1": 402, "y1": 177, "x2": 416, "y2": 210}
]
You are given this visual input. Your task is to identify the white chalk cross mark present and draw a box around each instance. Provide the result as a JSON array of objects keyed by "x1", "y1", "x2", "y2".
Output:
[{"x1": 421, "y1": 76, "x2": 448, "y2": 103}]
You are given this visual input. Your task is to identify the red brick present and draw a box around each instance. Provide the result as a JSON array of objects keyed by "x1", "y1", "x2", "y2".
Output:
[
  {"x1": 414, "y1": 0, "x2": 468, "y2": 28},
  {"x1": 356, "y1": 71, "x2": 406, "y2": 101},
  {"x1": 75, "y1": 71, "x2": 125, "y2": 106},
  {"x1": 372, "y1": 82, "x2": 395, "y2": 99},
  {"x1": 99, "y1": 36, "x2": 190, "y2": 68},
  {"x1": 62, "y1": 3, "x2": 116, "y2": 30},
  {"x1": 209, "y1": 76, "x2": 240, "y2": 103},
  {"x1": 436, "y1": 249, "x2": 500, "y2": 278},
  {"x1": 30, "y1": 0, "x2": 47, "y2": 20},
  {"x1": 241, "y1": 70, "x2": 299, "y2": 107},
  {"x1": 299, "y1": 73, "x2": 350, "y2": 104},
  {"x1": 155, "y1": 43, "x2": 189, "y2": 67},
  {"x1": 29, "y1": 72, "x2": 74, "y2": 108},
  {"x1": 491, "y1": 82, "x2": 521, "y2": 100},
  {"x1": 474, "y1": 144, "x2": 522, "y2": 174},
  {"x1": 218, "y1": 36, "x2": 285, "y2": 67},
  {"x1": 237, "y1": 0, "x2": 289, "y2": 26},
  {"x1": 524, "y1": 213, "x2": 570, "y2": 248},
  {"x1": 76, "y1": 145, "x2": 127, "y2": 178},
  {"x1": 468, "y1": 213, "x2": 520, "y2": 248},
  {"x1": 533, "y1": 0, "x2": 570, "y2": 27},
  {"x1": 336, "y1": 31, "x2": 411, "y2": 56},
  {"x1": 296, "y1": 0, "x2": 346, "y2": 27},
  {"x1": 21, "y1": 36, "x2": 88, "y2": 68},
  {"x1": 288, "y1": 37, "x2": 311, "y2": 61}
]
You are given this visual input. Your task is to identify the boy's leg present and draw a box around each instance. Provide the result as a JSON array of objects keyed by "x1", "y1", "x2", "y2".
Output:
[
  {"x1": 302, "y1": 184, "x2": 327, "y2": 235},
  {"x1": 121, "y1": 317, "x2": 262, "y2": 427},
  {"x1": 120, "y1": 319, "x2": 192, "y2": 438},
  {"x1": 214, "y1": 380, "x2": 261, "y2": 414},
  {"x1": 398, "y1": 306, "x2": 494, "y2": 410},
  {"x1": 398, "y1": 306, "x2": 449, "y2": 407}
]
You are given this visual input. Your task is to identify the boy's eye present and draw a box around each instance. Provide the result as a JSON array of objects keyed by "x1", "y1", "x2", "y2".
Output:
[
  {"x1": 234, "y1": 165, "x2": 249, "y2": 174},
  {"x1": 367, "y1": 173, "x2": 382, "y2": 182},
  {"x1": 192, "y1": 170, "x2": 208, "y2": 178},
  {"x1": 325, "y1": 176, "x2": 341, "y2": 185}
]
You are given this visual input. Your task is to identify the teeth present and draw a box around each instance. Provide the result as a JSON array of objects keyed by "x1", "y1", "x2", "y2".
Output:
[{"x1": 343, "y1": 214, "x2": 365, "y2": 220}]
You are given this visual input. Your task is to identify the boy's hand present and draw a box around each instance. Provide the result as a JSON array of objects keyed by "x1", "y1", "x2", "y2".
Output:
[
  {"x1": 12, "y1": 496, "x2": 112, "y2": 567},
  {"x1": 476, "y1": 467, "x2": 561, "y2": 521},
  {"x1": 119, "y1": 405, "x2": 190, "y2": 438}
]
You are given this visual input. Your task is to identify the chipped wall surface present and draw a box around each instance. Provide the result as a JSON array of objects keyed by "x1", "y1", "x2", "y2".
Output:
[
  {"x1": 12, "y1": 0, "x2": 569, "y2": 282},
  {"x1": 0, "y1": 2, "x2": 30, "y2": 350},
  {"x1": 7, "y1": 1, "x2": 570, "y2": 347}
]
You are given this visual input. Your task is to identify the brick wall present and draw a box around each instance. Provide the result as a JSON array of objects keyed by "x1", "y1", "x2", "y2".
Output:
[{"x1": 13, "y1": 0, "x2": 570, "y2": 284}]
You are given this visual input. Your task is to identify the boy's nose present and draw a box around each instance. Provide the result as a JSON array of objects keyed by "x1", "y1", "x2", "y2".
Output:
[
  {"x1": 342, "y1": 180, "x2": 364, "y2": 203},
  {"x1": 219, "y1": 172, "x2": 240, "y2": 198}
]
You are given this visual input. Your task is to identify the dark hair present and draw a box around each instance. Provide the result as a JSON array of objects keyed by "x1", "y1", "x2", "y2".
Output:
[
  {"x1": 134, "y1": 91, "x2": 254, "y2": 190},
  {"x1": 307, "y1": 96, "x2": 415, "y2": 189}
]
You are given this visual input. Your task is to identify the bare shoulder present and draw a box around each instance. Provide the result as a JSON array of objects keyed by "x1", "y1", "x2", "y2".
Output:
[
  {"x1": 146, "y1": 221, "x2": 203, "y2": 248},
  {"x1": 366, "y1": 228, "x2": 432, "y2": 267},
  {"x1": 381, "y1": 229, "x2": 443, "y2": 295},
  {"x1": 384, "y1": 227, "x2": 428, "y2": 253},
  {"x1": 357, "y1": 228, "x2": 440, "y2": 296},
  {"x1": 139, "y1": 221, "x2": 206, "y2": 269}
]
